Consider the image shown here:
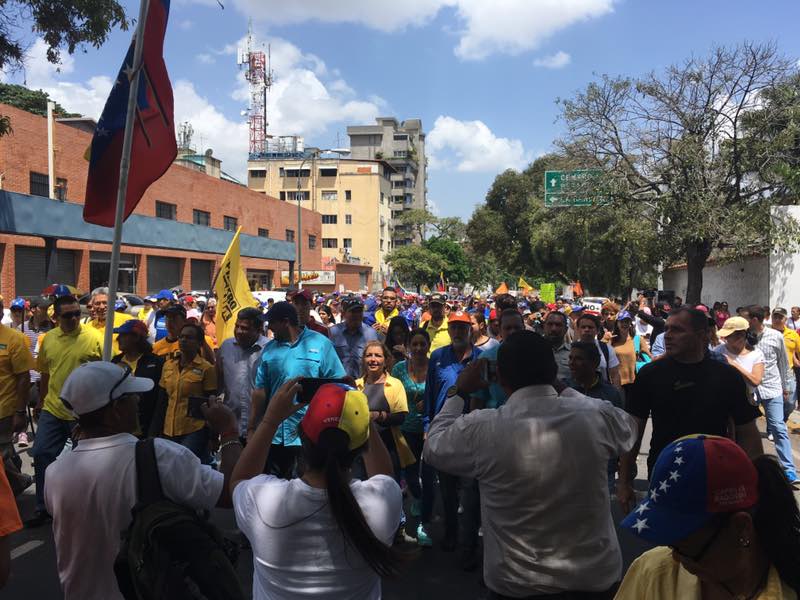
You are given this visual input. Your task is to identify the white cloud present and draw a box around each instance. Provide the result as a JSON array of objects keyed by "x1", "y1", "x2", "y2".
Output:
[
  {"x1": 221, "y1": 0, "x2": 613, "y2": 61},
  {"x1": 427, "y1": 115, "x2": 531, "y2": 173},
  {"x1": 196, "y1": 53, "x2": 215, "y2": 64},
  {"x1": 0, "y1": 39, "x2": 113, "y2": 118},
  {"x1": 533, "y1": 50, "x2": 571, "y2": 69},
  {"x1": 178, "y1": 19, "x2": 195, "y2": 30}
]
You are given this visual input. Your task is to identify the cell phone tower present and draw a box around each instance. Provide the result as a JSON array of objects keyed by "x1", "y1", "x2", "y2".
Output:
[{"x1": 237, "y1": 20, "x2": 273, "y2": 159}]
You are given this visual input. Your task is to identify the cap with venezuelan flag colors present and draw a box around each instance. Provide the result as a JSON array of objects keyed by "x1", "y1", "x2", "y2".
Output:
[
  {"x1": 621, "y1": 435, "x2": 759, "y2": 545},
  {"x1": 301, "y1": 383, "x2": 370, "y2": 451}
]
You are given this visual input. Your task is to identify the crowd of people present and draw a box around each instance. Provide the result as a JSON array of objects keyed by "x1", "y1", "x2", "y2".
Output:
[{"x1": 0, "y1": 284, "x2": 798, "y2": 599}]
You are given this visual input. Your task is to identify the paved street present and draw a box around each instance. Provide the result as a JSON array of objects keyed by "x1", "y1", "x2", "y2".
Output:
[{"x1": 6, "y1": 412, "x2": 800, "y2": 599}]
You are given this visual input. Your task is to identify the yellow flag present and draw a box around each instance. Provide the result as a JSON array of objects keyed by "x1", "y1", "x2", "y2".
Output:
[
  {"x1": 518, "y1": 276, "x2": 533, "y2": 292},
  {"x1": 215, "y1": 227, "x2": 259, "y2": 342}
]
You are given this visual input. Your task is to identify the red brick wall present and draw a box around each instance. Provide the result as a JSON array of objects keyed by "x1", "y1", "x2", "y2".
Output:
[{"x1": 0, "y1": 104, "x2": 321, "y2": 296}]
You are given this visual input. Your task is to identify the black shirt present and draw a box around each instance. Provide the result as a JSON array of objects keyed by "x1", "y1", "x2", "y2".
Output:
[{"x1": 628, "y1": 356, "x2": 760, "y2": 473}]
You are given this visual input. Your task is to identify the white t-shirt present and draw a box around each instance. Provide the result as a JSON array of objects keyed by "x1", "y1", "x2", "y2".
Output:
[
  {"x1": 44, "y1": 433, "x2": 223, "y2": 600},
  {"x1": 596, "y1": 340, "x2": 620, "y2": 383},
  {"x1": 720, "y1": 347, "x2": 765, "y2": 400},
  {"x1": 233, "y1": 474, "x2": 402, "y2": 600}
]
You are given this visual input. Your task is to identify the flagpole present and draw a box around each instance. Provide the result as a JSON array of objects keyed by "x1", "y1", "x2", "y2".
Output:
[{"x1": 103, "y1": 0, "x2": 151, "y2": 361}]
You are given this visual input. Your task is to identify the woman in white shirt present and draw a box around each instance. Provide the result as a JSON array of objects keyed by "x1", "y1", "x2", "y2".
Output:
[
  {"x1": 718, "y1": 316, "x2": 764, "y2": 402},
  {"x1": 230, "y1": 379, "x2": 404, "y2": 599}
]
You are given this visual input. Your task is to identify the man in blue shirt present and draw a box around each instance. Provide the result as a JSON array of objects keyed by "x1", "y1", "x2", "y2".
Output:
[
  {"x1": 146, "y1": 289, "x2": 174, "y2": 342},
  {"x1": 421, "y1": 310, "x2": 481, "y2": 554},
  {"x1": 329, "y1": 296, "x2": 379, "y2": 379},
  {"x1": 253, "y1": 302, "x2": 345, "y2": 478}
]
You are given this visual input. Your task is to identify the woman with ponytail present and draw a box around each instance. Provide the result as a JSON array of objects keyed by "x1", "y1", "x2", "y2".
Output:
[
  {"x1": 616, "y1": 434, "x2": 800, "y2": 599},
  {"x1": 231, "y1": 379, "x2": 404, "y2": 598}
]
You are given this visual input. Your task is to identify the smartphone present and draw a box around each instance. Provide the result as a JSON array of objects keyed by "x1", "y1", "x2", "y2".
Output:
[
  {"x1": 187, "y1": 396, "x2": 209, "y2": 420},
  {"x1": 298, "y1": 378, "x2": 349, "y2": 404},
  {"x1": 480, "y1": 360, "x2": 498, "y2": 384}
]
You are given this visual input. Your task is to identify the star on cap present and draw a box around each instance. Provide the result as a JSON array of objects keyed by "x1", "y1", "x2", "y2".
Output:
[
  {"x1": 635, "y1": 501, "x2": 650, "y2": 515},
  {"x1": 669, "y1": 470, "x2": 681, "y2": 482},
  {"x1": 674, "y1": 444, "x2": 683, "y2": 452},
  {"x1": 632, "y1": 518, "x2": 649, "y2": 533},
  {"x1": 674, "y1": 456, "x2": 684, "y2": 466},
  {"x1": 650, "y1": 488, "x2": 659, "y2": 502},
  {"x1": 659, "y1": 480, "x2": 670, "y2": 493}
]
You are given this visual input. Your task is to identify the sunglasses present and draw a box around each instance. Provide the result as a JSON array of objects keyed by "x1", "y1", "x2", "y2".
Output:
[
  {"x1": 109, "y1": 366, "x2": 133, "y2": 405},
  {"x1": 59, "y1": 310, "x2": 82, "y2": 320},
  {"x1": 670, "y1": 514, "x2": 730, "y2": 562}
]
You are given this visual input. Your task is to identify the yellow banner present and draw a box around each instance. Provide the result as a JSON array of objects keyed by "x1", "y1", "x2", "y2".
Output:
[
  {"x1": 540, "y1": 283, "x2": 556, "y2": 304},
  {"x1": 518, "y1": 276, "x2": 532, "y2": 292},
  {"x1": 215, "y1": 227, "x2": 259, "y2": 342}
]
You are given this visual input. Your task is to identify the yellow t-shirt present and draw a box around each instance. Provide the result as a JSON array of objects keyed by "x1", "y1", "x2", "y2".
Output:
[
  {"x1": 375, "y1": 308, "x2": 399, "y2": 325},
  {"x1": 782, "y1": 328, "x2": 800, "y2": 369},
  {"x1": 88, "y1": 312, "x2": 133, "y2": 357},
  {"x1": 422, "y1": 317, "x2": 450, "y2": 356},
  {"x1": 153, "y1": 336, "x2": 216, "y2": 363},
  {"x1": 0, "y1": 325, "x2": 35, "y2": 419},
  {"x1": 159, "y1": 354, "x2": 217, "y2": 437},
  {"x1": 37, "y1": 324, "x2": 104, "y2": 421},
  {"x1": 616, "y1": 546, "x2": 796, "y2": 600}
]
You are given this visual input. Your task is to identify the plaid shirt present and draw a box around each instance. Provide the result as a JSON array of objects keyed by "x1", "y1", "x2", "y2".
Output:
[{"x1": 755, "y1": 326, "x2": 790, "y2": 399}]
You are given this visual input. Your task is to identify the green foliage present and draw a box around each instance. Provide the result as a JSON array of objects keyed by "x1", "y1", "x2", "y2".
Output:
[
  {"x1": 423, "y1": 237, "x2": 469, "y2": 284},
  {"x1": 385, "y1": 245, "x2": 448, "y2": 289},
  {"x1": 0, "y1": 83, "x2": 79, "y2": 118},
  {"x1": 0, "y1": 0, "x2": 128, "y2": 71},
  {"x1": 0, "y1": 1, "x2": 127, "y2": 136}
]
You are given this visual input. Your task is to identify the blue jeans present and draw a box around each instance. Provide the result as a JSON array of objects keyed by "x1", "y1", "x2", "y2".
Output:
[
  {"x1": 167, "y1": 427, "x2": 211, "y2": 464},
  {"x1": 763, "y1": 396, "x2": 798, "y2": 481},
  {"x1": 31, "y1": 410, "x2": 75, "y2": 512},
  {"x1": 784, "y1": 377, "x2": 797, "y2": 422}
]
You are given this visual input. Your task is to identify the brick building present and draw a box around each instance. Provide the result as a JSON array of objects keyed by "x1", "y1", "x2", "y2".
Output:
[{"x1": 0, "y1": 104, "x2": 322, "y2": 298}]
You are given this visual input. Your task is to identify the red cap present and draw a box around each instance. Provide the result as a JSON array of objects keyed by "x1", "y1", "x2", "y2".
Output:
[
  {"x1": 183, "y1": 295, "x2": 195, "y2": 303},
  {"x1": 301, "y1": 384, "x2": 370, "y2": 450}
]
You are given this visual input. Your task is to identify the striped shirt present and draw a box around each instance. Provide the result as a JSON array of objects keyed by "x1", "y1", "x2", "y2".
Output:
[{"x1": 754, "y1": 326, "x2": 790, "y2": 399}]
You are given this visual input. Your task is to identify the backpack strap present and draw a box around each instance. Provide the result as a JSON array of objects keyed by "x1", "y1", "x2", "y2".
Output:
[
  {"x1": 135, "y1": 438, "x2": 165, "y2": 505},
  {"x1": 598, "y1": 341, "x2": 611, "y2": 381}
]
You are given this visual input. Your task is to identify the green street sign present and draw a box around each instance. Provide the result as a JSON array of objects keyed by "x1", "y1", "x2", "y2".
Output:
[{"x1": 544, "y1": 169, "x2": 604, "y2": 207}]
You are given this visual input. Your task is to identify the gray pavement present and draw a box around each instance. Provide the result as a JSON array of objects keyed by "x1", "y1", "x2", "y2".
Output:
[{"x1": 5, "y1": 412, "x2": 800, "y2": 599}]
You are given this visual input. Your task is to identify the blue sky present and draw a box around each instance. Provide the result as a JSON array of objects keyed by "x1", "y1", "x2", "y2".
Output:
[{"x1": 3, "y1": 0, "x2": 800, "y2": 218}]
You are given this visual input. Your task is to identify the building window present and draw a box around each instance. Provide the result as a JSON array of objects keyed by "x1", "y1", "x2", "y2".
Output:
[
  {"x1": 322, "y1": 238, "x2": 338, "y2": 249},
  {"x1": 29, "y1": 171, "x2": 49, "y2": 197},
  {"x1": 285, "y1": 229, "x2": 295, "y2": 242},
  {"x1": 393, "y1": 150, "x2": 408, "y2": 158},
  {"x1": 223, "y1": 216, "x2": 238, "y2": 231},
  {"x1": 193, "y1": 209, "x2": 211, "y2": 226},
  {"x1": 155, "y1": 201, "x2": 177, "y2": 220},
  {"x1": 380, "y1": 239, "x2": 384, "y2": 251},
  {"x1": 287, "y1": 191, "x2": 309, "y2": 201},
  {"x1": 308, "y1": 235, "x2": 317, "y2": 250},
  {"x1": 321, "y1": 190, "x2": 338, "y2": 201},
  {"x1": 393, "y1": 134, "x2": 408, "y2": 141},
  {"x1": 392, "y1": 180, "x2": 404, "y2": 188},
  {"x1": 343, "y1": 238, "x2": 352, "y2": 249},
  {"x1": 279, "y1": 191, "x2": 286, "y2": 201},
  {"x1": 380, "y1": 192, "x2": 384, "y2": 205},
  {"x1": 283, "y1": 168, "x2": 310, "y2": 178},
  {"x1": 319, "y1": 168, "x2": 337, "y2": 177},
  {"x1": 249, "y1": 169, "x2": 266, "y2": 178},
  {"x1": 345, "y1": 190, "x2": 352, "y2": 201},
  {"x1": 258, "y1": 228, "x2": 269, "y2": 238},
  {"x1": 321, "y1": 214, "x2": 338, "y2": 224},
  {"x1": 345, "y1": 214, "x2": 352, "y2": 225},
  {"x1": 54, "y1": 177, "x2": 67, "y2": 200}
]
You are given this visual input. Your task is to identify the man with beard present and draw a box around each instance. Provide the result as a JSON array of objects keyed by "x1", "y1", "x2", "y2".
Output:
[{"x1": 544, "y1": 310, "x2": 571, "y2": 381}]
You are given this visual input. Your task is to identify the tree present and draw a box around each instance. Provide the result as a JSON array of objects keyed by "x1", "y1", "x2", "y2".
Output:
[
  {"x1": 0, "y1": 83, "x2": 79, "y2": 117},
  {"x1": 397, "y1": 208, "x2": 436, "y2": 241},
  {"x1": 0, "y1": 1, "x2": 128, "y2": 135},
  {"x1": 385, "y1": 245, "x2": 448, "y2": 290},
  {"x1": 558, "y1": 42, "x2": 800, "y2": 303},
  {"x1": 423, "y1": 237, "x2": 470, "y2": 284}
]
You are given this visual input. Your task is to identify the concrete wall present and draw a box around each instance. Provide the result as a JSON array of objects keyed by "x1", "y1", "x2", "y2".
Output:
[
  {"x1": 662, "y1": 255, "x2": 770, "y2": 309},
  {"x1": 770, "y1": 206, "x2": 800, "y2": 309}
]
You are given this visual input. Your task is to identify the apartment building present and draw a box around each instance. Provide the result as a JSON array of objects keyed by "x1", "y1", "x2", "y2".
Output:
[
  {"x1": 247, "y1": 148, "x2": 393, "y2": 288},
  {"x1": 347, "y1": 117, "x2": 427, "y2": 246}
]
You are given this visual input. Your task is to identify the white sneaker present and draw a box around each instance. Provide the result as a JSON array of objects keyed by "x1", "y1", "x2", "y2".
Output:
[
  {"x1": 16, "y1": 432, "x2": 29, "y2": 448},
  {"x1": 768, "y1": 433, "x2": 774, "y2": 442}
]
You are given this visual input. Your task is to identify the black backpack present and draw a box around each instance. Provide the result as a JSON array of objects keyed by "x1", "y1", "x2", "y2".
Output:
[{"x1": 114, "y1": 438, "x2": 246, "y2": 600}]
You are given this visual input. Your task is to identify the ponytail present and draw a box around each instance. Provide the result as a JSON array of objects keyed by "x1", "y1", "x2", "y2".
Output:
[
  {"x1": 752, "y1": 455, "x2": 800, "y2": 592},
  {"x1": 302, "y1": 429, "x2": 401, "y2": 577}
]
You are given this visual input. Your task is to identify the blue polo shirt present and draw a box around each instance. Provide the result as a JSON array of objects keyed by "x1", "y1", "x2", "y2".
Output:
[
  {"x1": 329, "y1": 321, "x2": 379, "y2": 379},
  {"x1": 254, "y1": 327, "x2": 345, "y2": 446},
  {"x1": 473, "y1": 344, "x2": 508, "y2": 409},
  {"x1": 423, "y1": 344, "x2": 482, "y2": 431}
]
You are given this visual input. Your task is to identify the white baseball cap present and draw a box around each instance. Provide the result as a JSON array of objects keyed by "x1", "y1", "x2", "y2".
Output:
[{"x1": 60, "y1": 362, "x2": 154, "y2": 416}]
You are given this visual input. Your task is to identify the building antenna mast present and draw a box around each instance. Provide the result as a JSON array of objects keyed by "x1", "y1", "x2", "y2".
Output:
[{"x1": 238, "y1": 19, "x2": 273, "y2": 159}]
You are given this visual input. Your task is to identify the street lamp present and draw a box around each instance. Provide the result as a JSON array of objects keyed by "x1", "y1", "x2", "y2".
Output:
[{"x1": 295, "y1": 147, "x2": 350, "y2": 289}]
